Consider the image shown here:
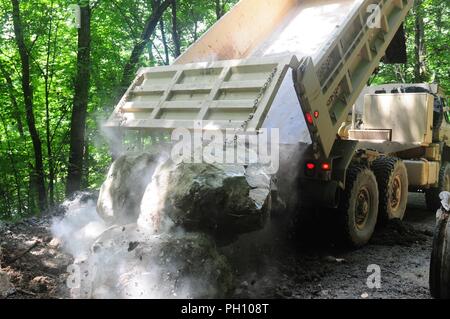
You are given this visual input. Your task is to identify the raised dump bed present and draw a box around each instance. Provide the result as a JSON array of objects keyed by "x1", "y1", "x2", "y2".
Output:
[
  {"x1": 106, "y1": 0, "x2": 413, "y2": 150},
  {"x1": 176, "y1": 0, "x2": 362, "y2": 63}
]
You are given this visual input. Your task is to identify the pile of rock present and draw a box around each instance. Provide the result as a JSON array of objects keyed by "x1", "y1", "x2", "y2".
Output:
[
  {"x1": 97, "y1": 153, "x2": 273, "y2": 240},
  {"x1": 79, "y1": 152, "x2": 274, "y2": 298},
  {"x1": 72, "y1": 225, "x2": 233, "y2": 299}
]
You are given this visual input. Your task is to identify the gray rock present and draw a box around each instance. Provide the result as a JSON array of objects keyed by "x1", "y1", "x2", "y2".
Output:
[
  {"x1": 139, "y1": 162, "x2": 272, "y2": 240},
  {"x1": 97, "y1": 151, "x2": 272, "y2": 241},
  {"x1": 97, "y1": 153, "x2": 160, "y2": 225},
  {"x1": 74, "y1": 225, "x2": 233, "y2": 299}
]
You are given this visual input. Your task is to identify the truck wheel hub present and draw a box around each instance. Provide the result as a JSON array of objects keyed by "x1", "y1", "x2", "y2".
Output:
[
  {"x1": 390, "y1": 175, "x2": 402, "y2": 211},
  {"x1": 355, "y1": 187, "x2": 370, "y2": 229}
]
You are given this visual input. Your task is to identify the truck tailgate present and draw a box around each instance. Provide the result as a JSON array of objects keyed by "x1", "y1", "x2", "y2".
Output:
[{"x1": 105, "y1": 56, "x2": 299, "y2": 133}]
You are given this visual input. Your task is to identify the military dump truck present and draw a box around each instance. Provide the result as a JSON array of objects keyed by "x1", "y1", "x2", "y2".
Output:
[{"x1": 103, "y1": 0, "x2": 449, "y2": 247}]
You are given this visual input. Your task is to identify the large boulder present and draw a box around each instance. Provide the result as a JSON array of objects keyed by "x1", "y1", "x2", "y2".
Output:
[
  {"x1": 98, "y1": 152, "x2": 273, "y2": 240},
  {"x1": 97, "y1": 153, "x2": 160, "y2": 224},
  {"x1": 72, "y1": 225, "x2": 233, "y2": 299},
  {"x1": 139, "y1": 162, "x2": 272, "y2": 240}
]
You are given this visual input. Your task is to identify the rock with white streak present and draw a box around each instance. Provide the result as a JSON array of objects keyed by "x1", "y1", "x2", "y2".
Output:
[
  {"x1": 73, "y1": 225, "x2": 233, "y2": 299},
  {"x1": 97, "y1": 153, "x2": 161, "y2": 225},
  {"x1": 139, "y1": 162, "x2": 272, "y2": 241}
]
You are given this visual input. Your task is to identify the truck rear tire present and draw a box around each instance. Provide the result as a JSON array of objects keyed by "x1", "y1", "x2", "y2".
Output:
[
  {"x1": 425, "y1": 162, "x2": 450, "y2": 212},
  {"x1": 372, "y1": 157, "x2": 408, "y2": 223},
  {"x1": 430, "y1": 212, "x2": 450, "y2": 299},
  {"x1": 338, "y1": 165, "x2": 379, "y2": 248}
]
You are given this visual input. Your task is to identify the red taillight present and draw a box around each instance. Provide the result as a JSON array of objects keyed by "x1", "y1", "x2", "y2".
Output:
[
  {"x1": 305, "y1": 112, "x2": 314, "y2": 125},
  {"x1": 321, "y1": 163, "x2": 331, "y2": 171},
  {"x1": 314, "y1": 111, "x2": 319, "y2": 119},
  {"x1": 306, "y1": 163, "x2": 316, "y2": 170}
]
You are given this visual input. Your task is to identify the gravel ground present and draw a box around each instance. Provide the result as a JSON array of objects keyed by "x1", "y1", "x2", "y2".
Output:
[
  {"x1": 0, "y1": 193, "x2": 436, "y2": 299},
  {"x1": 0, "y1": 214, "x2": 72, "y2": 299},
  {"x1": 227, "y1": 193, "x2": 435, "y2": 299}
]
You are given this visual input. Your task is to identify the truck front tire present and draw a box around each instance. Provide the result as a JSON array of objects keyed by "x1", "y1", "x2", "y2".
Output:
[
  {"x1": 372, "y1": 157, "x2": 408, "y2": 223},
  {"x1": 338, "y1": 165, "x2": 379, "y2": 248},
  {"x1": 425, "y1": 162, "x2": 450, "y2": 212},
  {"x1": 430, "y1": 212, "x2": 450, "y2": 299}
]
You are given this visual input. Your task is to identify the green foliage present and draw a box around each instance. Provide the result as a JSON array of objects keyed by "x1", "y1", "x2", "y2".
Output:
[
  {"x1": 373, "y1": 0, "x2": 449, "y2": 93},
  {"x1": 0, "y1": 0, "x2": 447, "y2": 219},
  {"x1": 0, "y1": 0, "x2": 237, "y2": 219}
]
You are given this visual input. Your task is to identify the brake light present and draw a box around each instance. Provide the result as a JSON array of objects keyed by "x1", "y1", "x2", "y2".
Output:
[
  {"x1": 314, "y1": 111, "x2": 319, "y2": 119},
  {"x1": 306, "y1": 163, "x2": 315, "y2": 170},
  {"x1": 305, "y1": 112, "x2": 314, "y2": 125},
  {"x1": 322, "y1": 163, "x2": 331, "y2": 171}
]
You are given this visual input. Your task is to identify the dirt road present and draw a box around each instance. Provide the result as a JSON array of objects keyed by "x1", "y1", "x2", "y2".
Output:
[
  {"x1": 228, "y1": 193, "x2": 435, "y2": 299},
  {"x1": 0, "y1": 193, "x2": 436, "y2": 299}
]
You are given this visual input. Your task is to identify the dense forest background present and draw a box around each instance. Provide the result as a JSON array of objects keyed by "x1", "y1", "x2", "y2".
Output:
[{"x1": 0, "y1": 0, "x2": 448, "y2": 220}]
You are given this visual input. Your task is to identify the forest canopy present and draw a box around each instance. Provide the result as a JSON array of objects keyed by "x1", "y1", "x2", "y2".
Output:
[{"x1": 0, "y1": 0, "x2": 448, "y2": 220}]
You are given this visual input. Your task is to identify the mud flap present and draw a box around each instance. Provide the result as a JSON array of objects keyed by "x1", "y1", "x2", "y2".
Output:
[{"x1": 430, "y1": 210, "x2": 450, "y2": 299}]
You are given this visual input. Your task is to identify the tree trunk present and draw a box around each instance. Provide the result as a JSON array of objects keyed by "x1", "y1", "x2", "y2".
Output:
[
  {"x1": 414, "y1": 0, "x2": 426, "y2": 82},
  {"x1": 215, "y1": 0, "x2": 226, "y2": 20},
  {"x1": 193, "y1": 20, "x2": 199, "y2": 42},
  {"x1": 0, "y1": 60, "x2": 24, "y2": 137},
  {"x1": 11, "y1": 0, "x2": 47, "y2": 212},
  {"x1": 28, "y1": 165, "x2": 37, "y2": 213},
  {"x1": 148, "y1": 39, "x2": 155, "y2": 61},
  {"x1": 117, "y1": 0, "x2": 172, "y2": 98},
  {"x1": 160, "y1": 18, "x2": 170, "y2": 65},
  {"x1": 0, "y1": 113, "x2": 23, "y2": 215},
  {"x1": 45, "y1": 4, "x2": 56, "y2": 206},
  {"x1": 66, "y1": 2, "x2": 91, "y2": 196},
  {"x1": 81, "y1": 137, "x2": 90, "y2": 189},
  {"x1": 172, "y1": 0, "x2": 181, "y2": 58}
]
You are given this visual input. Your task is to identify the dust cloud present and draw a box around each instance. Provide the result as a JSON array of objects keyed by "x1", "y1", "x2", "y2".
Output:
[{"x1": 51, "y1": 158, "x2": 232, "y2": 299}]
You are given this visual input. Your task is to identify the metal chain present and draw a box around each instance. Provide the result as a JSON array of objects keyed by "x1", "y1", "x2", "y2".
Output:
[
  {"x1": 241, "y1": 66, "x2": 278, "y2": 131},
  {"x1": 231, "y1": 66, "x2": 278, "y2": 145}
]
